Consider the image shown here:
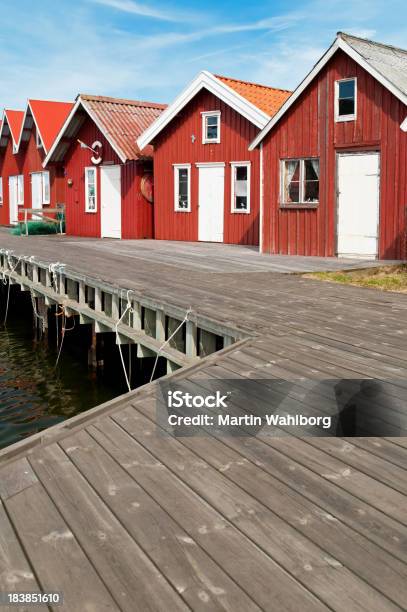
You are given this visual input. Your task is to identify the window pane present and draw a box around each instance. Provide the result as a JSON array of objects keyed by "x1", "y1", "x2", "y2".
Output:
[
  {"x1": 235, "y1": 196, "x2": 247, "y2": 210},
  {"x1": 304, "y1": 181, "x2": 319, "y2": 202},
  {"x1": 304, "y1": 159, "x2": 319, "y2": 180},
  {"x1": 339, "y1": 80, "x2": 355, "y2": 99},
  {"x1": 339, "y1": 98, "x2": 355, "y2": 116},
  {"x1": 178, "y1": 168, "x2": 189, "y2": 209},
  {"x1": 205, "y1": 115, "x2": 218, "y2": 140},
  {"x1": 236, "y1": 166, "x2": 247, "y2": 181},
  {"x1": 283, "y1": 160, "x2": 300, "y2": 203}
]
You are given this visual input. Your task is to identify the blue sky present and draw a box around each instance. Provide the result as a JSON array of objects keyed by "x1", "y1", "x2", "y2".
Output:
[{"x1": 1, "y1": 0, "x2": 406, "y2": 110}]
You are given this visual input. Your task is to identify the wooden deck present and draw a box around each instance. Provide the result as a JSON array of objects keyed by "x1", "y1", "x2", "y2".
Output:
[{"x1": 0, "y1": 231, "x2": 406, "y2": 611}]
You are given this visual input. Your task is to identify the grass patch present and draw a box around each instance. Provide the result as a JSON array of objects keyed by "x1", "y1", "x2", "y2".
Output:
[{"x1": 304, "y1": 265, "x2": 407, "y2": 292}]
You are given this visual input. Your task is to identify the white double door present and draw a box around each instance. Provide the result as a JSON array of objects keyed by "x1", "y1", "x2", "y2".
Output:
[
  {"x1": 198, "y1": 163, "x2": 224, "y2": 242},
  {"x1": 337, "y1": 152, "x2": 380, "y2": 258},
  {"x1": 101, "y1": 165, "x2": 122, "y2": 239},
  {"x1": 8, "y1": 176, "x2": 18, "y2": 224}
]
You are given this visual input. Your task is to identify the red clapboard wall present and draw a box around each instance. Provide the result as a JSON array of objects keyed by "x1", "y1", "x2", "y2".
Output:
[
  {"x1": 262, "y1": 49, "x2": 407, "y2": 259},
  {"x1": 153, "y1": 89, "x2": 261, "y2": 245},
  {"x1": 62, "y1": 117, "x2": 153, "y2": 239}
]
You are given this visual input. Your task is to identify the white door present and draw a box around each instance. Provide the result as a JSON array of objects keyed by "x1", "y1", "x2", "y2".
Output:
[
  {"x1": 101, "y1": 165, "x2": 122, "y2": 239},
  {"x1": 198, "y1": 164, "x2": 224, "y2": 242},
  {"x1": 8, "y1": 176, "x2": 18, "y2": 224},
  {"x1": 337, "y1": 152, "x2": 380, "y2": 258},
  {"x1": 31, "y1": 172, "x2": 43, "y2": 219}
]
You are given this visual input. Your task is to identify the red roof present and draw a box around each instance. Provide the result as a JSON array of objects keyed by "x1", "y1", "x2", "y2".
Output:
[
  {"x1": 28, "y1": 100, "x2": 74, "y2": 153},
  {"x1": 79, "y1": 94, "x2": 167, "y2": 160},
  {"x1": 215, "y1": 75, "x2": 291, "y2": 116},
  {"x1": 4, "y1": 109, "x2": 25, "y2": 145}
]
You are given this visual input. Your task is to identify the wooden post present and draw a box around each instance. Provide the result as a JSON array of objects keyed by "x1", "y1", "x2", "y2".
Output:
[
  {"x1": 88, "y1": 323, "x2": 98, "y2": 370},
  {"x1": 79, "y1": 281, "x2": 86, "y2": 305},
  {"x1": 94, "y1": 287, "x2": 102, "y2": 312},
  {"x1": 144, "y1": 308, "x2": 156, "y2": 338},
  {"x1": 32, "y1": 265, "x2": 39, "y2": 284},
  {"x1": 132, "y1": 301, "x2": 142, "y2": 330},
  {"x1": 111, "y1": 294, "x2": 120, "y2": 321},
  {"x1": 186, "y1": 320, "x2": 197, "y2": 357},
  {"x1": 223, "y1": 335, "x2": 234, "y2": 348},
  {"x1": 156, "y1": 310, "x2": 165, "y2": 342}
]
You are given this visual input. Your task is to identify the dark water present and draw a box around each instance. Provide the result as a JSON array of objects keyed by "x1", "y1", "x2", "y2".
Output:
[{"x1": 0, "y1": 286, "x2": 164, "y2": 450}]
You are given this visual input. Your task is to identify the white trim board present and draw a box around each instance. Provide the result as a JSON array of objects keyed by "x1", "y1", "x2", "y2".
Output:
[
  {"x1": 137, "y1": 71, "x2": 271, "y2": 151},
  {"x1": 249, "y1": 34, "x2": 407, "y2": 150}
]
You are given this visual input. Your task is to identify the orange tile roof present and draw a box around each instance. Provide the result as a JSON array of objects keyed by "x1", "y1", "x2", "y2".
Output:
[
  {"x1": 4, "y1": 109, "x2": 25, "y2": 145},
  {"x1": 28, "y1": 100, "x2": 74, "y2": 153},
  {"x1": 215, "y1": 75, "x2": 291, "y2": 116},
  {"x1": 79, "y1": 94, "x2": 167, "y2": 160}
]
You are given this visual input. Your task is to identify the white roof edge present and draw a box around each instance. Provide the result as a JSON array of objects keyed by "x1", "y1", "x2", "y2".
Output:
[
  {"x1": 43, "y1": 96, "x2": 127, "y2": 168},
  {"x1": 137, "y1": 70, "x2": 270, "y2": 151},
  {"x1": 249, "y1": 35, "x2": 407, "y2": 150}
]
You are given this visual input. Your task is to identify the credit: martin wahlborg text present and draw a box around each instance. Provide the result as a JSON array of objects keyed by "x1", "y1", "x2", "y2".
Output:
[{"x1": 166, "y1": 389, "x2": 332, "y2": 429}]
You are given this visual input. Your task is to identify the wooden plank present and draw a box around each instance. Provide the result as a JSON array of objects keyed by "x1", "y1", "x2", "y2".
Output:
[
  {"x1": 110, "y1": 409, "x2": 402, "y2": 612},
  {"x1": 0, "y1": 458, "x2": 38, "y2": 500},
  {"x1": 29, "y1": 444, "x2": 189, "y2": 612},
  {"x1": 90, "y1": 417, "x2": 328, "y2": 612},
  {"x1": 5, "y1": 479, "x2": 118, "y2": 612},
  {"x1": 0, "y1": 500, "x2": 47, "y2": 612},
  {"x1": 60, "y1": 428, "x2": 261, "y2": 612}
]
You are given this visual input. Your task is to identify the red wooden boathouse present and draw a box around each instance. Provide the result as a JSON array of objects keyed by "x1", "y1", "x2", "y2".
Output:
[
  {"x1": 0, "y1": 110, "x2": 25, "y2": 225},
  {"x1": 137, "y1": 71, "x2": 290, "y2": 245},
  {"x1": 44, "y1": 95, "x2": 166, "y2": 239},
  {"x1": 250, "y1": 32, "x2": 407, "y2": 260}
]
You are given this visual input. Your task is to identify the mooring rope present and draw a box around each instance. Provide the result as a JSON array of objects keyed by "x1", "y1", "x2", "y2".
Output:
[
  {"x1": 149, "y1": 307, "x2": 193, "y2": 383},
  {"x1": 55, "y1": 304, "x2": 75, "y2": 368},
  {"x1": 115, "y1": 289, "x2": 135, "y2": 392},
  {"x1": 1, "y1": 250, "x2": 22, "y2": 326}
]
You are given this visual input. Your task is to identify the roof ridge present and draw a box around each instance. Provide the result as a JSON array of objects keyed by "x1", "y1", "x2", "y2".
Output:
[
  {"x1": 215, "y1": 74, "x2": 292, "y2": 93},
  {"x1": 338, "y1": 31, "x2": 407, "y2": 55},
  {"x1": 79, "y1": 94, "x2": 167, "y2": 109}
]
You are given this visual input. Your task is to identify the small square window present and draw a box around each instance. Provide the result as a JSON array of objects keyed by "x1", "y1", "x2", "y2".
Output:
[
  {"x1": 281, "y1": 158, "x2": 319, "y2": 207},
  {"x1": 202, "y1": 112, "x2": 221, "y2": 144},
  {"x1": 335, "y1": 78, "x2": 356, "y2": 121}
]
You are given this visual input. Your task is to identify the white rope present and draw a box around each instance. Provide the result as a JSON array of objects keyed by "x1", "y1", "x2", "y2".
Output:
[
  {"x1": 149, "y1": 307, "x2": 192, "y2": 383},
  {"x1": 30, "y1": 289, "x2": 46, "y2": 334},
  {"x1": 115, "y1": 289, "x2": 135, "y2": 392},
  {"x1": 1, "y1": 250, "x2": 22, "y2": 326},
  {"x1": 55, "y1": 304, "x2": 75, "y2": 368}
]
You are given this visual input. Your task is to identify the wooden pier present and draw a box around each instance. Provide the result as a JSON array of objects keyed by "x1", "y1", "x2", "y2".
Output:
[{"x1": 0, "y1": 231, "x2": 406, "y2": 611}]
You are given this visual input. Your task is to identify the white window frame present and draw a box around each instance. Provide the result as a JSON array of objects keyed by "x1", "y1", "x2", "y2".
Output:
[
  {"x1": 42, "y1": 171, "x2": 50, "y2": 204},
  {"x1": 173, "y1": 164, "x2": 191, "y2": 212},
  {"x1": 335, "y1": 77, "x2": 357, "y2": 122},
  {"x1": 280, "y1": 158, "x2": 320, "y2": 206},
  {"x1": 0, "y1": 177, "x2": 3, "y2": 205},
  {"x1": 17, "y1": 174, "x2": 24, "y2": 206},
  {"x1": 85, "y1": 166, "x2": 97, "y2": 213},
  {"x1": 230, "y1": 162, "x2": 251, "y2": 214},
  {"x1": 201, "y1": 111, "x2": 221, "y2": 144}
]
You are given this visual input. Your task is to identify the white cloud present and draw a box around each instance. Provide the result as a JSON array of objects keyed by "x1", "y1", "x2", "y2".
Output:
[{"x1": 89, "y1": 0, "x2": 193, "y2": 22}]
